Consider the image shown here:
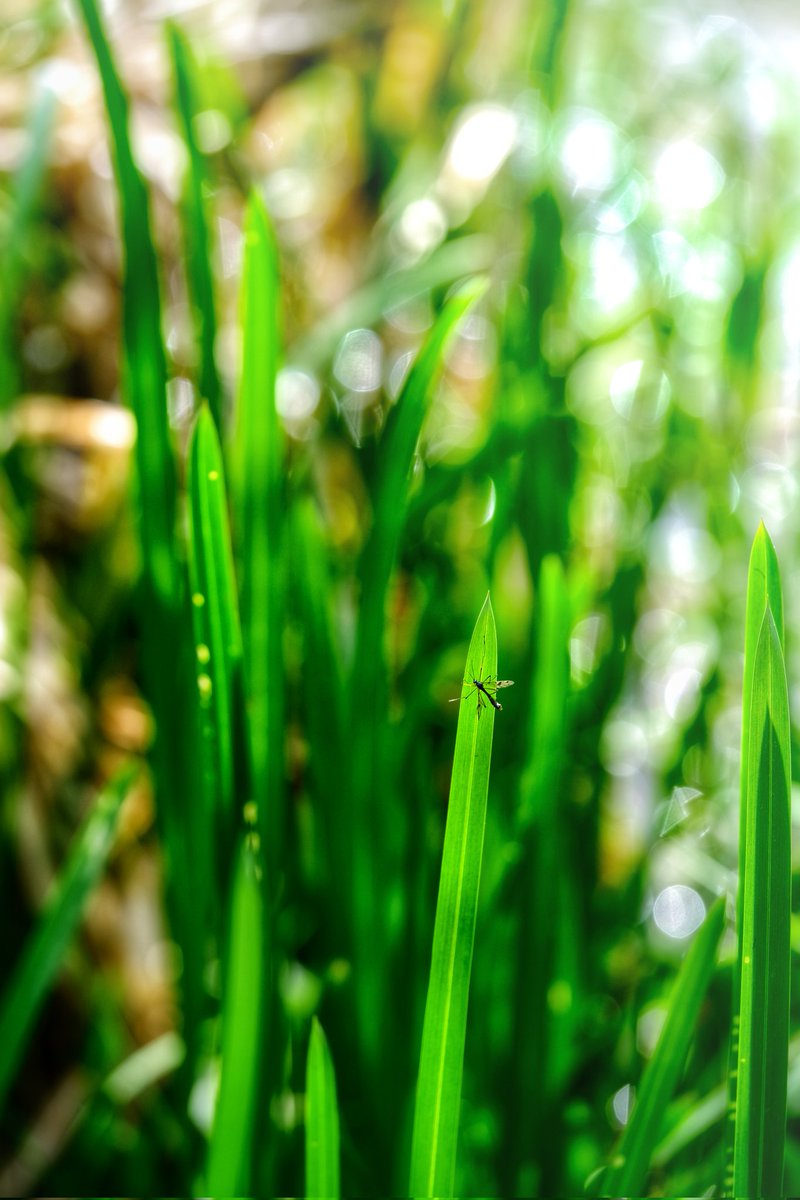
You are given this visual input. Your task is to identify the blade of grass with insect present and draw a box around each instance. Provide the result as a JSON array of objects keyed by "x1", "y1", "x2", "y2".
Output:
[
  {"x1": 168, "y1": 22, "x2": 222, "y2": 429},
  {"x1": 187, "y1": 405, "x2": 244, "y2": 867},
  {"x1": 0, "y1": 766, "x2": 135, "y2": 1117},
  {"x1": 599, "y1": 895, "x2": 725, "y2": 1197},
  {"x1": 230, "y1": 191, "x2": 284, "y2": 883},
  {"x1": 409, "y1": 592, "x2": 499, "y2": 1199},
  {"x1": 732, "y1": 606, "x2": 791, "y2": 1199},
  {"x1": 724, "y1": 521, "x2": 784, "y2": 1192},
  {"x1": 350, "y1": 278, "x2": 487, "y2": 1084},
  {"x1": 206, "y1": 838, "x2": 266, "y2": 1196},
  {"x1": 305, "y1": 1016, "x2": 340, "y2": 1200},
  {"x1": 0, "y1": 83, "x2": 56, "y2": 408}
]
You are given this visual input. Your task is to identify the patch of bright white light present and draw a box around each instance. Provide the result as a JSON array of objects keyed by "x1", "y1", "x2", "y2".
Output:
[
  {"x1": 610, "y1": 360, "x2": 643, "y2": 419},
  {"x1": 654, "y1": 140, "x2": 724, "y2": 212},
  {"x1": 636, "y1": 1004, "x2": 667, "y2": 1057},
  {"x1": 447, "y1": 104, "x2": 518, "y2": 184},
  {"x1": 398, "y1": 197, "x2": 447, "y2": 256},
  {"x1": 596, "y1": 176, "x2": 645, "y2": 234},
  {"x1": 664, "y1": 666, "x2": 702, "y2": 721},
  {"x1": 333, "y1": 328, "x2": 383, "y2": 393},
  {"x1": 659, "y1": 521, "x2": 721, "y2": 585},
  {"x1": 570, "y1": 613, "x2": 605, "y2": 686},
  {"x1": 560, "y1": 114, "x2": 621, "y2": 193},
  {"x1": 276, "y1": 367, "x2": 320, "y2": 420},
  {"x1": 741, "y1": 463, "x2": 798, "y2": 525},
  {"x1": 589, "y1": 236, "x2": 639, "y2": 312},
  {"x1": 652, "y1": 884, "x2": 705, "y2": 939},
  {"x1": 661, "y1": 785, "x2": 702, "y2": 835},
  {"x1": 601, "y1": 715, "x2": 649, "y2": 778},
  {"x1": 612, "y1": 1083, "x2": 634, "y2": 1126}
]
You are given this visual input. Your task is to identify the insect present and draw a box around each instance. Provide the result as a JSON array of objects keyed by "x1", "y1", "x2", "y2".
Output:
[{"x1": 450, "y1": 675, "x2": 515, "y2": 715}]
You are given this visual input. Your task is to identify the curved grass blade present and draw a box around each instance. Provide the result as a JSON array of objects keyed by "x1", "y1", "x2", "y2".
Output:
[
  {"x1": 230, "y1": 191, "x2": 284, "y2": 878},
  {"x1": 724, "y1": 521, "x2": 784, "y2": 1191},
  {"x1": 600, "y1": 895, "x2": 725, "y2": 1197},
  {"x1": 351, "y1": 278, "x2": 487, "y2": 1077},
  {"x1": 187, "y1": 406, "x2": 243, "y2": 859},
  {"x1": 409, "y1": 592, "x2": 498, "y2": 1199},
  {"x1": 168, "y1": 22, "x2": 222, "y2": 429},
  {"x1": 305, "y1": 1016, "x2": 340, "y2": 1199},
  {"x1": 206, "y1": 839, "x2": 266, "y2": 1195},
  {"x1": 0, "y1": 766, "x2": 134, "y2": 1115},
  {"x1": 732, "y1": 607, "x2": 791, "y2": 1198},
  {"x1": 75, "y1": 0, "x2": 179, "y2": 608}
]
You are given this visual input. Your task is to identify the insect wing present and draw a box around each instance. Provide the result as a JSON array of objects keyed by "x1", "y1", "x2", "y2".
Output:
[{"x1": 494, "y1": 679, "x2": 515, "y2": 691}]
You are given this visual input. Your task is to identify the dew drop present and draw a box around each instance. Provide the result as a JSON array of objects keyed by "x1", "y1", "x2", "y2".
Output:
[
  {"x1": 208, "y1": 469, "x2": 219, "y2": 481},
  {"x1": 192, "y1": 592, "x2": 205, "y2": 608},
  {"x1": 197, "y1": 673, "x2": 213, "y2": 702},
  {"x1": 196, "y1": 643, "x2": 211, "y2": 664}
]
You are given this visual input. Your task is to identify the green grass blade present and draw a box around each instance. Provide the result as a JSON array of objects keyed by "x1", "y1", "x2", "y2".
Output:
[
  {"x1": 409, "y1": 592, "x2": 499, "y2": 1199},
  {"x1": 230, "y1": 191, "x2": 283, "y2": 875},
  {"x1": 351, "y1": 279, "x2": 486, "y2": 1076},
  {"x1": 725, "y1": 521, "x2": 784, "y2": 1191},
  {"x1": 732, "y1": 607, "x2": 791, "y2": 1198},
  {"x1": 206, "y1": 839, "x2": 266, "y2": 1195},
  {"x1": 168, "y1": 22, "x2": 222, "y2": 429},
  {"x1": 601, "y1": 895, "x2": 725, "y2": 1197},
  {"x1": 305, "y1": 1016, "x2": 340, "y2": 1199},
  {"x1": 0, "y1": 83, "x2": 56, "y2": 408},
  {"x1": 75, "y1": 0, "x2": 178, "y2": 608},
  {"x1": 187, "y1": 406, "x2": 243, "y2": 855},
  {"x1": 0, "y1": 767, "x2": 134, "y2": 1115}
]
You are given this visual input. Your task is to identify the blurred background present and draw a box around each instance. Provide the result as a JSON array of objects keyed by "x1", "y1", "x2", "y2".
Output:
[{"x1": 3, "y1": 0, "x2": 800, "y2": 1194}]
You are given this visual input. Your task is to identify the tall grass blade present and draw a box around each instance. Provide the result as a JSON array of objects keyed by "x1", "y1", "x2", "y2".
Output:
[
  {"x1": 305, "y1": 1016, "x2": 340, "y2": 1199},
  {"x1": 732, "y1": 607, "x2": 791, "y2": 1198},
  {"x1": 187, "y1": 406, "x2": 244, "y2": 860},
  {"x1": 725, "y1": 521, "x2": 784, "y2": 1191},
  {"x1": 75, "y1": 0, "x2": 179, "y2": 608},
  {"x1": 230, "y1": 191, "x2": 283, "y2": 878},
  {"x1": 168, "y1": 22, "x2": 222, "y2": 429},
  {"x1": 600, "y1": 895, "x2": 725, "y2": 1197},
  {"x1": 0, "y1": 767, "x2": 134, "y2": 1115},
  {"x1": 409, "y1": 592, "x2": 499, "y2": 1199},
  {"x1": 351, "y1": 278, "x2": 486, "y2": 1075},
  {"x1": 206, "y1": 839, "x2": 266, "y2": 1195}
]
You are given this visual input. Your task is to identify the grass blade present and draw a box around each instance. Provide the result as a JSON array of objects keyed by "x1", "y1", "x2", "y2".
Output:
[
  {"x1": 732, "y1": 607, "x2": 791, "y2": 1198},
  {"x1": 230, "y1": 191, "x2": 283, "y2": 877},
  {"x1": 206, "y1": 839, "x2": 266, "y2": 1195},
  {"x1": 168, "y1": 22, "x2": 222, "y2": 429},
  {"x1": 601, "y1": 895, "x2": 725, "y2": 1197},
  {"x1": 725, "y1": 521, "x2": 784, "y2": 1191},
  {"x1": 75, "y1": 0, "x2": 179, "y2": 608},
  {"x1": 305, "y1": 1016, "x2": 340, "y2": 1199},
  {"x1": 0, "y1": 767, "x2": 134, "y2": 1115},
  {"x1": 409, "y1": 592, "x2": 499, "y2": 1199},
  {"x1": 187, "y1": 406, "x2": 244, "y2": 860}
]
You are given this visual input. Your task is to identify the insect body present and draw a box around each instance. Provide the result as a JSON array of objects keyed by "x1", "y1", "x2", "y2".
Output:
[{"x1": 450, "y1": 675, "x2": 515, "y2": 715}]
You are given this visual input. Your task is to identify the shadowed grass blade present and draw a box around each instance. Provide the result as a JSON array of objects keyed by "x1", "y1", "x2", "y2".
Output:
[
  {"x1": 0, "y1": 767, "x2": 134, "y2": 1115},
  {"x1": 187, "y1": 406, "x2": 243, "y2": 860},
  {"x1": 168, "y1": 22, "x2": 222, "y2": 429},
  {"x1": 601, "y1": 895, "x2": 725, "y2": 1197},
  {"x1": 230, "y1": 191, "x2": 283, "y2": 878},
  {"x1": 409, "y1": 592, "x2": 498, "y2": 1199},
  {"x1": 206, "y1": 839, "x2": 266, "y2": 1195},
  {"x1": 725, "y1": 521, "x2": 784, "y2": 1191},
  {"x1": 732, "y1": 607, "x2": 791, "y2": 1198},
  {"x1": 75, "y1": 0, "x2": 178, "y2": 608},
  {"x1": 305, "y1": 1016, "x2": 340, "y2": 1199}
]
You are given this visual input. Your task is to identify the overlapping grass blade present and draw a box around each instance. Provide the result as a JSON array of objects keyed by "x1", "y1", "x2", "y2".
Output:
[
  {"x1": 0, "y1": 767, "x2": 134, "y2": 1115},
  {"x1": 168, "y1": 22, "x2": 222, "y2": 429},
  {"x1": 230, "y1": 191, "x2": 283, "y2": 877},
  {"x1": 724, "y1": 521, "x2": 784, "y2": 1192},
  {"x1": 206, "y1": 839, "x2": 266, "y2": 1195},
  {"x1": 732, "y1": 606, "x2": 791, "y2": 1198},
  {"x1": 75, "y1": 0, "x2": 179, "y2": 608},
  {"x1": 350, "y1": 278, "x2": 486, "y2": 1074},
  {"x1": 305, "y1": 1016, "x2": 340, "y2": 1199},
  {"x1": 409, "y1": 593, "x2": 498, "y2": 1199},
  {"x1": 600, "y1": 895, "x2": 725, "y2": 1197},
  {"x1": 187, "y1": 406, "x2": 244, "y2": 859}
]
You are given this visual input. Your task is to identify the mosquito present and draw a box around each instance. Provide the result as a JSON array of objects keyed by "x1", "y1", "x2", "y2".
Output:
[{"x1": 450, "y1": 674, "x2": 515, "y2": 715}]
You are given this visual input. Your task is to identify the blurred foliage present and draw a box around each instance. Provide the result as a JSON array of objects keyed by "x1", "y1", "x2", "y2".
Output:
[{"x1": 1, "y1": 0, "x2": 800, "y2": 1195}]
